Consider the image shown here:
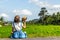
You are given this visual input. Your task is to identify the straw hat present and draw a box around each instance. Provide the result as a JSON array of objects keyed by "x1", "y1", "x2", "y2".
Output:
[{"x1": 22, "y1": 16, "x2": 27, "y2": 21}]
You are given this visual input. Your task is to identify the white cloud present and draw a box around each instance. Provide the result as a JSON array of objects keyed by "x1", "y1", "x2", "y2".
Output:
[
  {"x1": 13, "y1": 9, "x2": 32, "y2": 16},
  {"x1": 29, "y1": 0, "x2": 39, "y2": 3},
  {"x1": 28, "y1": 0, "x2": 60, "y2": 15},
  {"x1": 13, "y1": 9, "x2": 21, "y2": 15},
  {"x1": 29, "y1": 0, "x2": 49, "y2": 7},
  {"x1": 21, "y1": 9, "x2": 32, "y2": 15},
  {"x1": 29, "y1": 0, "x2": 60, "y2": 8},
  {"x1": 0, "y1": 13, "x2": 9, "y2": 18},
  {"x1": 53, "y1": 5, "x2": 60, "y2": 8}
]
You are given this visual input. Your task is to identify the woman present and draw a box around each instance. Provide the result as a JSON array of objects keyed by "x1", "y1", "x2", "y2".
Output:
[{"x1": 11, "y1": 15, "x2": 27, "y2": 39}]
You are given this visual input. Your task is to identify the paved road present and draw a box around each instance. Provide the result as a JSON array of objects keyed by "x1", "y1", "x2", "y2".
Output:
[{"x1": 0, "y1": 37, "x2": 60, "y2": 40}]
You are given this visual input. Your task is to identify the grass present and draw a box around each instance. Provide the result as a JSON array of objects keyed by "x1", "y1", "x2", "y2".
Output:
[
  {"x1": 0, "y1": 25, "x2": 12, "y2": 38},
  {"x1": 26, "y1": 24, "x2": 60, "y2": 38},
  {"x1": 0, "y1": 24, "x2": 60, "y2": 38}
]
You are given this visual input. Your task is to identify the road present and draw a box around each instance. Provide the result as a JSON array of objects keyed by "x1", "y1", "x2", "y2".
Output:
[{"x1": 0, "y1": 37, "x2": 60, "y2": 40}]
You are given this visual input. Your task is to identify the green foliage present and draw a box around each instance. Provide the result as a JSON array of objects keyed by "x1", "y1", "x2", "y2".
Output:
[
  {"x1": 0, "y1": 17, "x2": 4, "y2": 22},
  {"x1": 38, "y1": 7, "x2": 60, "y2": 25},
  {"x1": 38, "y1": 7, "x2": 47, "y2": 23},
  {"x1": 0, "y1": 24, "x2": 60, "y2": 38}
]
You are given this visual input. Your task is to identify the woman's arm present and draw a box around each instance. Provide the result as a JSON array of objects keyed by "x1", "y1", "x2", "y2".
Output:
[
  {"x1": 12, "y1": 27, "x2": 14, "y2": 33},
  {"x1": 22, "y1": 16, "x2": 27, "y2": 28},
  {"x1": 11, "y1": 23, "x2": 15, "y2": 33},
  {"x1": 22, "y1": 21, "x2": 26, "y2": 28}
]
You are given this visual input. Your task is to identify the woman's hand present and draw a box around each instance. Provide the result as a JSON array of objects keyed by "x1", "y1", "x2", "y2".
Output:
[
  {"x1": 11, "y1": 27, "x2": 14, "y2": 34},
  {"x1": 11, "y1": 32, "x2": 13, "y2": 34}
]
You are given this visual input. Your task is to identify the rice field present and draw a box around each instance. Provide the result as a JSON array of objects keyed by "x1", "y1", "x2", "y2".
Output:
[{"x1": 0, "y1": 24, "x2": 60, "y2": 38}]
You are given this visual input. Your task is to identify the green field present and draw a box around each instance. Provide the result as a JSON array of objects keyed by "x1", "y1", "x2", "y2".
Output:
[{"x1": 0, "y1": 24, "x2": 60, "y2": 38}]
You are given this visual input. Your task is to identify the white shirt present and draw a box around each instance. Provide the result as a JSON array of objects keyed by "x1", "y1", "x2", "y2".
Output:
[{"x1": 12, "y1": 22, "x2": 23, "y2": 31}]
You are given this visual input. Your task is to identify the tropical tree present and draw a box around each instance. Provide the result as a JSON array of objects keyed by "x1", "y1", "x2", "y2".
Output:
[
  {"x1": 38, "y1": 7, "x2": 47, "y2": 24},
  {"x1": 0, "y1": 17, "x2": 4, "y2": 22}
]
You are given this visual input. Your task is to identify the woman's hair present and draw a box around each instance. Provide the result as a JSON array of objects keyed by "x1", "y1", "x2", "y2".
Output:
[{"x1": 14, "y1": 15, "x2": 20, "y2": 23}]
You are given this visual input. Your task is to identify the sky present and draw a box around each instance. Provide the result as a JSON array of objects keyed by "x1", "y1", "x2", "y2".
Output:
[{"x1": 0, "y1": 0, "x2": 60, "y2": 21}]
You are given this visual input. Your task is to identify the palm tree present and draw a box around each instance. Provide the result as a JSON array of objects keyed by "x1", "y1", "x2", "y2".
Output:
[{"x1": 38, "y1": 7, "x2": 47, "y2": 24}]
